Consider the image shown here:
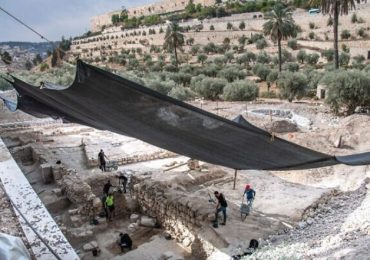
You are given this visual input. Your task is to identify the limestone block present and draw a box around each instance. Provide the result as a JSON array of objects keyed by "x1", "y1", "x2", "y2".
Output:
[
  {"x1": 130, "y1": 214, "x2": 140, "y2": 223},
  {"x1": 41, "y1": 163, "x2": 53, "y2": 184},
  {"x1": 52, "y1": 188, "x2": 62, "y2": 197},
  {"x1": 140, "y1": 216, "x2": 156, "y2": 227},
  {"x1": 83, "y1": 241, "x2": 98, "y2": 252},
  {"x1": 128, "y1": 223, "x2": 139, "y2": 232}
]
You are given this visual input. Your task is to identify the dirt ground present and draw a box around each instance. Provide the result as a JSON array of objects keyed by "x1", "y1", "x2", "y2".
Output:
[{"x1": 1, "y1": 95, "x2": 370, "y2": 259}]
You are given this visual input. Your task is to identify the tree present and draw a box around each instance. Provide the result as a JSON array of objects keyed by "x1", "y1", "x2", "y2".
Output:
[
  {"x1": 1, "y1": 51, "x2": 12, "y2": 64},
  {"x1": 263, "y1": 3, "x2": 298, "y2": 72},
  {"x1": 163, "y1": 22, "x2": 185, "y2": 70},
  {"x1": 111, "y1": 14, "x2": 120, "y2": 25},
  {"x1": 322, "y1": 48, "x2": 335, "y2": 62},
  {"x1": 321, "y1": 70, "x2": 370, "y2": 114},
  {"x1": 210, "y1": 25, "x2": 215, "y2": 30},
  {"x1": 197, "y1": 53, "x2": 208, "y2": 65},
  {"x1": 277, "y1": 71, "x2": 308, "y2": 102},
  {"x1": 223, "y1": 80, "x2": 259, "y2": 101},
  {"x1": 239, "y1": 21, "x2": 246, "y2": 30},
  {"x1": 296, "y1": 49, "x2": 307, "y2": 63},
  {"x1": 341, "y1": 29, "x2": 351, "y2": 39},
  {"x1": 227, "y1": 22, "x2": 233, "y2": 30},
  {"x1": 309, "y1": 0, "x2": 366, "y2": 69},
  {"x1": 185, "y1": 0, "x2": 196, "y2": 14}
]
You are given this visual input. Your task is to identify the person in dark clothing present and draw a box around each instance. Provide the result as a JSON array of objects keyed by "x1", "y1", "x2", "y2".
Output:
[
  {"x1": 118, "y1": 233, "x2": 132, "y2": 252},
  {"x1": 243, "y1": 184, "x2": 256, "y2": 208},
  {"x1": 103, "y1": 180, "x2": 112, "y2": 195},
  {"x1": 214, "y1": 191, "x2": 227, "y2": 225},
  {"x1": 98, "y1": 149, "x2": 109, "y2": 172},
  {"x1": 118, "y1": 172, "x2": 128, "y2": 193}
]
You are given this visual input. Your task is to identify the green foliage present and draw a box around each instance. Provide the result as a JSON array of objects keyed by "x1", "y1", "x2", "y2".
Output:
[
  {"x1": 322, "y1": 48, "x2": 335, "y2": 62},
  {"x1": 190, "y1": 74, "x2": 206, "y2": 91},
  {"x1": 283, "y1": 62, "x2": 300, "y2": 72},
  {"x1": 210, "y1": 25, "x2": 215, "y2": 30},
  {"x1": 277, "y1": 71, "x2": 308, "y2": 102},
  {"x1": 197, "y1": 53, "x2": 208, "y2": 64},
  {"x1": 339, "y1": 52, "x2": 350, "y2": 66},
  {"x1": 308, "y1": 31, "x2": 315, "y2": 40},
  {"x1": 296, "y1": 50, "x2": 307, "y2": 64},
  {"x1": 239, "y1": 21, "x2": 246, "y2": 30},
  {"x1": 223, "y1": 80, "x2": 258, "y2": 101},
  {"x1": 306, "y1": 69, "x2": 324, "y2": 90},
  {"x1": 168, "y1": 86, "x2": 194, "y2": 101},
  {"x1": 357, "y1": 27, "x2": 367, "y2": 38},
  {"x1": 217, "y1": 65, "x2": 246, "y2": 82},
  {"x1": 321, "y1": 70, "x2": 370, "y2": 115},
  {"x1": 256, "y1": 51, "x2": 271, "y2": 64},
  {"x1": 194, "y1": 77, "x2": 228, "y2": 100},
  {"x1": 203, "y1": 42, "x2": 217, "y2": 54},
  {"x1": 353, "y1": 54, "x2": 365, "y2": 64},
  {"x1": 25, "y1": 60, "x2": 33, "y2": 70},
  {"x1": 255, "y1": 38, "x2": 268, "y2": 49},
  {"x1": 0, "y1": 77, "x2": 12, "y2": 91},
  {"x1": 249, "y1": 33, "x2": 264, "y2": 44},
  {"x1": 227, "y1": 22, "x2": 233, "y2": 30},
  {"x1": 341, "y1": 29, "x2": 351, "y2": 40},
  {"x1": 287, "y1": 39, "x2": 298, "y2": 50},
  {"x1": 199, "y1": 63, "x2": 220, "y2": 77},
  {"x1": 146, "y1": 79, "x2": 174, "y2": 95},
  {"x1": 224, "y1": 51, "x2": 235, "y2": 63},
  {"x1": 260, "y1": 91, "x2": 277, "y2": 98},
  {"x1": 305, "y1": 53, "x2": 320, "y2": 65},
  {"x1": 40, "y1": 63, "x2": 49, "y2": 72},
  {"x1": 190, "y1": 45, "x2": 200, "y2": 55},
  {"x1": 309, "y1": 22, "x2": 315, "y2": 29},
  {"x1": 252, "y1": 63, "x2": 271, "y2": 81},
  {"x1": 351, "y1": 13, "x2": 358, "y2": 23},
  {"x1": 267, "y1": 69, "x2": 279, "y2": 83}
]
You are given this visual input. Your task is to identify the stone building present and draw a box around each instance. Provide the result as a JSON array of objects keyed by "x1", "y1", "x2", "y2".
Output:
[{"x1": 90, "y1": 0, "x2": 216, "y2": 32}]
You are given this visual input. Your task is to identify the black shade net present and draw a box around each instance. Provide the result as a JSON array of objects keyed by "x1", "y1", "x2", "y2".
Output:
[{"x1": 2, "y1": 60, "x2": 370, "y2": 170}]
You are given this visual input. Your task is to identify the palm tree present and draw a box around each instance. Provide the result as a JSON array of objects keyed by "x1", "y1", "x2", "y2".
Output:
[
  {"x1": 263, "y1": 3, "x2": 298, "y2": 72},
  {"x1": 309, "y1": 0, "x2": 365, "y2": 69},
  {"x1": 163, "y1": 22, "x2": 184, "y2": 70}
]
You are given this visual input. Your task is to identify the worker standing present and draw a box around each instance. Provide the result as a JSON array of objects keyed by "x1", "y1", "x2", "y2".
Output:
[
  {"x1": 105, "y1": 193, "x2": 115, "y2": 221},
  {"x1": 98, "y1": 149, "x2": 109, "y2": 172}
]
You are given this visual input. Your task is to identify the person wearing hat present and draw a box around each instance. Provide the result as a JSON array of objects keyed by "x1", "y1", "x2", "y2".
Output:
[{"x1": 243, "y1": 184, "x2": 256, "y2": 208}]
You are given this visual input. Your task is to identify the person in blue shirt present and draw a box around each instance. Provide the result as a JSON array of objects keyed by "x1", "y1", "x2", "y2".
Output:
[{"x1": 243, "y1": 184, "x2": 256, "y2": 207}]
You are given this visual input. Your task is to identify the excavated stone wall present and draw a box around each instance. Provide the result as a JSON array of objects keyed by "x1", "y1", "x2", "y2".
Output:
[{"x1": 131, "y1": 169, "x2": 229, "y2": 259}]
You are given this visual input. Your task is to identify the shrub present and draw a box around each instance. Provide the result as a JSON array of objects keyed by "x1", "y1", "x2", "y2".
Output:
[
  {"x1": 210, "y1": 25, "x2": 215, "y2": 30},
  {"x1": 190, "y1": 45, "x2": 200, "y2": 55},
  {"x1": 351, "y1": 13, "x2": 358, "y2": 23},
  {"x1": 0, "y1": 77, "x2": 12, "y2": 91},
  {"x1": 197, "y1": 53, "x2": 208, "y2": 64},
  {"x1": 249, "y1": 33, "x2": 264, "y2": 44},
  {"x1": 252, "y1": 63, "x2": 271, "y2": 81},
  {"x1": 305, "y1": 53, "x2": 320, "y2": 65},
  {"x1": 308, "y1": 32, "x2": 315, "y2": 40},
  {"x1": 224, "y1": 51, "x2": 235, "y2": 63},
  {"x1": 322, "y1": 48, "x2": 335, "y2": 62},
  {"x1": 40, "y1": 63, "x2": 49, "y2": 72},
  {"x1": 260, "y1": 91, "x2": 277, "y2": 98},
  {"x1": 203, "y1": 42, "x2": 217, "y2": 54},
  {"x1": 223, "y1": 80, "x2": 258, "y2": 101},
  {"x1": 213, "y1": 56, "x2": 227, "y2": 66},
  {"x1": 341, "y1": 30, "x2": 351, "y2": 39},
  {"x1": 283, "y1": 62, "x2": 300, "y2": 72},
  {"x1": 164, "y1": 64, "x2": 177, "y2": 72},
  {"x1": 245, "y1": 51, "x2": 256, "y2": 62},
  {"x1": 357, "y1": 27, "x2": 367, "y2": 38},
  {"x1": 267, "y1": 69, "x2": 279, "y2": 83},
  {"x1": 168, "y1": 86, "x2": 194, "y2": 101},
  {"x1": 353, "y1": 54, "x2": 365, "y2": 64},
  {"x1": 239, "y1": 21, "x2": 246, "y2": 30},
  {"x1": 199, "y1": 63, "x2": 219, "y2": 77},
  {"x1": 339, "y1": 52, "x2": 350, "y2": 66},
  {"x1": 190, "y1": 74, "x2": 206, "y2": 91},
  {"x1": 217, "y1": 66, "x2": 246, "y2": 82},
  {"x1": 309, "y1": 22, "x2": 315, "y2": 29},
  {"x1": 255, "y1": 38, "x2": 268, "y2": 49},
  {"x1": 341, "y1": 43, "x2": 350, "y2": 53},
  {"x1": 287, "y1": 39, "x2": 298, "y2": 50},
  {"x1": 195, "y1": 77, "x2": 228, "y2": 100},
  {"x1": 227, "y1": 22, "x2": 233, "y2": 30},
  {"x1": 296, "y1": 50, "x2": 307, "y2": 64},
  {"x1": 321, "y1": 70, "x2": 370, "y2": 115},
  {"x1": 277, "y1": 71, "x2": 308, "y2": 102},
  {"x1": 256, "y1": 51, "x2": 271, "y2": 64},
  {"x1": 237, "y1": 53, "x2": 250, "y2": 65},
  {"x1": 146, "y1": 79, "x2": 174, "y2": 94}
]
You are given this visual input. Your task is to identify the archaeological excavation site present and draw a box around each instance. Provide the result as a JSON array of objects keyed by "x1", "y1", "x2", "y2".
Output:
[{"x1": 1, "y1": 87, "x2": 370, "y2": 260}]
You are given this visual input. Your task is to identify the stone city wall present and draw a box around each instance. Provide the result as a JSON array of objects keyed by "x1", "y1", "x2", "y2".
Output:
[{"x1": 91, "y1": 0, "x2": 216, "y2": 32}]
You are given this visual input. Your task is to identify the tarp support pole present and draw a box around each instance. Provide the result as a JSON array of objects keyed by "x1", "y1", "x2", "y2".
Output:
[{"x1": 233, "y1": 169, "x2": 237, "y2": 190}]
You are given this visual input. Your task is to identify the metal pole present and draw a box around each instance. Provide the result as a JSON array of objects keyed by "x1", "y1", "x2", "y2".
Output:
[{"x1": 233, "y1": 169, "x2": 237, "y2": 190}]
